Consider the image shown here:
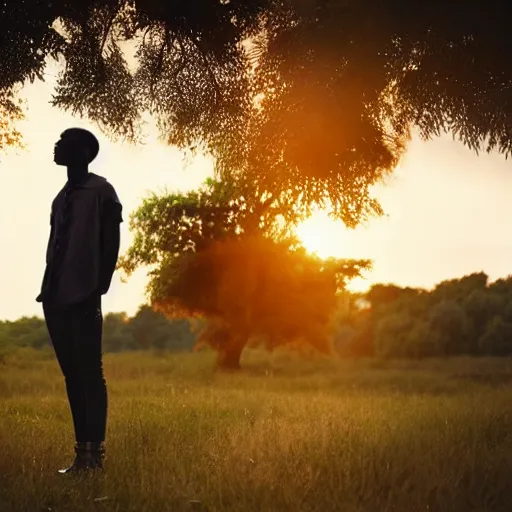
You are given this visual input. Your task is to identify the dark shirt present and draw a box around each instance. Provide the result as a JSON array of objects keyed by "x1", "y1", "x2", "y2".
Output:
[{"x1": 37, "y1": 172, "x2": 123, "y2": 306}]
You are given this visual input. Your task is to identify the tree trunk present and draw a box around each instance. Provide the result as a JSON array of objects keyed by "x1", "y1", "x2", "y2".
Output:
[{"x1": 216, "y1": 343, "x2": 244, "y2": 371}]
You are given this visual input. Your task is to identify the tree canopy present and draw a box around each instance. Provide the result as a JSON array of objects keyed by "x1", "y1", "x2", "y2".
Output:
[
  {"x1": 118, "y1": 178, "x2": 370, "y2": 369},
  {"x1": 336, "y1": 273, "x2": 512, "y2": 359},
  {"x1": 2, "y1": 1, "x2": 512, "y2": 224}
]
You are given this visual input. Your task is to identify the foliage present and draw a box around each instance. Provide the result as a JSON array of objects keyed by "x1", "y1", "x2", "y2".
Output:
[
  {"x1": 478, "y1": 316, "x2": 512, "y2": 357},
  {"x1": 0, "y1": 306, "x2": 196, "y2": 355},
  {"x1": 118, "y1": 177, "x2": 285, "y2": 278},
  {"x1": 2, "y1": 1, "x2": 512, "y2": 222},
  {"x1": 337, "y1": 272, "x2": 512, "y2": 359},
  {"x1": 6, "y1": 271, "x2": 512, "y2": 362},
  {"x1": 119, "y1": 181, "x2": 371, "y2": 369},
  {"x1": 126, "y1": 305, "x2": 196, "y2": 351},
  {"x1": 0, "y1": 91, "x2": 24, "y2": 151},
  {"x1": 428, "y1": 300, "x2": 473, "y2": 355},
  {"x1": 375, "y1": 314, "x2": 435, "y2": 359}
]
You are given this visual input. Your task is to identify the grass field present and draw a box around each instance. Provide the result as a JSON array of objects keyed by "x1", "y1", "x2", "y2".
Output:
[{"x1": 1, "y1": 349, "x2": 512, "y2": 512}]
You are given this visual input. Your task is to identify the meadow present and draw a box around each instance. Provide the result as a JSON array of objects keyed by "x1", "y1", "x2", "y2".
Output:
[{"x1": 1, "y1": 349, "x2": 512, "y2": 512}]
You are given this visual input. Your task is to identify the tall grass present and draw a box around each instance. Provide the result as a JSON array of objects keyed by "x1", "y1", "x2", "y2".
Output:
[{"x1": 1, "y1": 350, "x2": 512, "y2": 511}]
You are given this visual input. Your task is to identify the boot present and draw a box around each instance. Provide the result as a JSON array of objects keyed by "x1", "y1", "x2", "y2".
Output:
[{"x1": 58, "y1": 442, "x2": 105, "y2": 474}]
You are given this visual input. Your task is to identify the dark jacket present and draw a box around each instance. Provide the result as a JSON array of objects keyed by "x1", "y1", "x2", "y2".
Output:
[{"x1": 37, "y1": 172, "x2": 123, "y2": 306}]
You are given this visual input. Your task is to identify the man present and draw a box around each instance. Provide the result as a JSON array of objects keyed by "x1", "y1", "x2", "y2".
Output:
[{"x1": 37, "y1": 128, "x2": 122, "y2": 474}]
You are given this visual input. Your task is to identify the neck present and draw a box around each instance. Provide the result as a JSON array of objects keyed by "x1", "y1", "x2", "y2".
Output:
[{"x1": 67, "y1": 164, "x2": 89, "y2": 185}]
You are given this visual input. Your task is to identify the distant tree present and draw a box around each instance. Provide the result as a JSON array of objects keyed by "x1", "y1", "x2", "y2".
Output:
[
  {"x1": 125, "y1": 305, "x2": 196, "y2": 352},
  {"x1": 366, "y1": 285, "x2": 404, "y2": 310},
  {"x1": 102, "y1": 312, "x2": 138, "y2": 352},
  {"x1": 366, "y1": 285, "x2": 429, "y2": 317},
  {"x1": 19, "y1": 325, "x2": 51, "y2": 350},
  {"x1": 2, "y1": 316, "x2": 50, "y2": 350},
  {"x1": 428, "y1": 300, "x2": 473, "y2": 355},
  {"x1": 331, "y1": 299, "x2": 375, "y2": 358},
  {"x1": 503, "y1": 302, "x2": 512, "y2": 324},
  {"x1": 489, "y1": 277, "x2": 512, "y2": 324},
  {"x1": 335, "y1": 272, "x2": 512, "y2": 359},
  {"x1": 374, "y1": 313, "x2": 409, "y2": 359},
  {"x1": 332, "y1": 324, "x2": 357, "y2": 357},
  {"x1": 478, "y1": 316, "x2": 512, "y2": 356},
  {"x1": 374, "y1": 313, "x2": 438, "y2": 359},
  {"x1": 489, "y1": 277, "x2": 512, "y2": 297},
  {"x1": 0, "y1": 309, "x2": 196, "y2": 355},
  {"x1": 432, "y1": 273, "x2": 489, "y2": 304},
  {"x1": 462, "y1": 289, "x2": 504, "y2": 345},
  {"x1": 407, "y1": 320, "x2": 441, "y2": 359}
]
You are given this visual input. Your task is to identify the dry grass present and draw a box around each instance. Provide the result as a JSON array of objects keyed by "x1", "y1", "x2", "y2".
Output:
[{"x1": 1, "y1": 349, "x2": 512, "y2": 511}]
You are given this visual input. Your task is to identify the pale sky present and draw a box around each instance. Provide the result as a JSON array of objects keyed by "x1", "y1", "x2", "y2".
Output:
[{"x1": 1, "y1": 73, "x2": 511, "y2": 321}]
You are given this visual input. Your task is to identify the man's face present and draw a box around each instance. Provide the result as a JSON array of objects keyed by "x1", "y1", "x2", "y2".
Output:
[{"x1": 53, "y1": 132, "x2": 88, "y2": 166}]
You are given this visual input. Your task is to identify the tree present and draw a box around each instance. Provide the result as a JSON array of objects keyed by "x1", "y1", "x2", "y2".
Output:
[
  {"x1": 334, "y1": 272, "x2": 512, "y2": 359},
  {"x1": 0, "y1": 309, "x2": 197, "y2": 354},
  {"x1": 125, "y1": 305, "x2": 196, "y2": 352},
  {"x1": 478, "y1": 316, "x2": 512, "y2": 356},
  {"x1": 2, "y1": 1, "x2": 512, "y2": 222},
  {"x1": 432, "y1": 273, "x2": 489, "y2": 304},
  {"x1": 428, "y1": 300, "x2": 473, "y2": 355},
  {"x1": 118, "y1": 180, "x2": 370, "y2": 369},
  {"x1": 489, "y1": 276, "x2": 512, "y2": 297},
  {"x1": 374, "y1": 313, "x2": 437, "y2": 359},
  {"x1": 0, "y1": 316, "x2": 50, "y2": 351},
  {"x1": 463, "y1": 289, "x2": 504, "y2": 345},
  {"x1": 102, "y1": 312, "x2": 138, "y2": 352},
  {"x1": 366, "y1": 284, "x2": 405, "y2": 310}
]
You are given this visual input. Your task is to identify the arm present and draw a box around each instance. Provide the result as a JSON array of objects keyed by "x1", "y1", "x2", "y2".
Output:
[
  {"x1": 99, "y1": 188, "x2": 123, "y2": 295},
  {"x1": 36, "y1": 208, "x2": 56, "y2": 302},
  {"x1": 46, "y1": 210, "x2": 55, "y2": 263}
]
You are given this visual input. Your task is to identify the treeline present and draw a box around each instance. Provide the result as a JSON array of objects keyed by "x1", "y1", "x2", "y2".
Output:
[
  {"x1": 3, "y1": 272, "x2": 512, "y2": 360},
  {"x1": 0, "y1": 305, "x2": 197, "y2": 355},
  {"x1": 336, "y1": 272, "x2": 512, "y2": 358}
]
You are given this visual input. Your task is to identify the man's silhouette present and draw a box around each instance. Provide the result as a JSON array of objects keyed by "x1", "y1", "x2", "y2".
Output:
[{"x1": 37, "y1": 128, "x2": 122, "y2": 473}]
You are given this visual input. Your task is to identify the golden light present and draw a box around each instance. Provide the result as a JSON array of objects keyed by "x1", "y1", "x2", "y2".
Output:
[
  {"x1": 296, "y1": 210, "x2": 349, "y2": 259},
  {"x1": 295, "y1": 210, "x2": 372, "y2": 293}
]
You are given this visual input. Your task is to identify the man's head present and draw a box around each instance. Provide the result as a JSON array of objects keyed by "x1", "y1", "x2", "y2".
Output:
[{"x1": 54, "y1": 128, "x2": 100, "y2": 167}]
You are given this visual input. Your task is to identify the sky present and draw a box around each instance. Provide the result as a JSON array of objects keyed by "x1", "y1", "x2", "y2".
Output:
[{"x1": 0, "y1": 73, "x2": 511, "y2": 321}]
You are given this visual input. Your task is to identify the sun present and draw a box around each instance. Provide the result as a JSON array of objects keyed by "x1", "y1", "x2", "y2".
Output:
[
  {"x1": 295, "y1": 211, "x2": 348, "y2": 259},
  {"x1": 295, "y1": 210, "x2": 372, "y2": 293}
]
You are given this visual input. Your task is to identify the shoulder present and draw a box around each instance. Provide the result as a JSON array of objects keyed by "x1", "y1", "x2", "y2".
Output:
[
  {"x1": 87, "y1": 173, "x2": 121, "y2": 203},
  {"x1": 88, "y1": 174, "x2": 123, "y2": 222}
]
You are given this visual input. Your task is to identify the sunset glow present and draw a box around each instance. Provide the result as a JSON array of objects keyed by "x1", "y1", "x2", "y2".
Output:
[
  {"x1": 296, "y1": 211, "x2": 372, "y2": 293},
  {"x1": 0, "y1": 78, "x2": 511, "y2": 320},
  {"x1": 296, "y1": 210, "x2": 354, "y2": 260}
]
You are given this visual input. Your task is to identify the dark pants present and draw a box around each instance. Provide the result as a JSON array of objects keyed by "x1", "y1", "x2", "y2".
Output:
[{"x1": 43, "y1": 295, "x2": 107, "y2": 443}]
